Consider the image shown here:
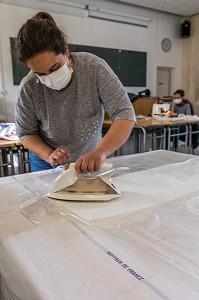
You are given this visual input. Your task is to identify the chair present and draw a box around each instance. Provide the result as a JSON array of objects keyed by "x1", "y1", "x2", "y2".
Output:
[
  {"x1": 188, "y1": 123, "x2": 199, "y2": 154},
  {"x1": 0, "y1": 146, "x2": 15, "y2": 177},
  {"x1": 17, "y1": 144, "x2": 30, "y2": 173},
  {"x1": 165, "y1": 124, "x2": 189, "y2": 153}
]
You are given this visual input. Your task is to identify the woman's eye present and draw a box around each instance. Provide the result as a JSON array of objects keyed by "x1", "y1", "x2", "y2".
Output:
[{"x1": 51, "y1": 66, "x2": 59, "y2": 73}]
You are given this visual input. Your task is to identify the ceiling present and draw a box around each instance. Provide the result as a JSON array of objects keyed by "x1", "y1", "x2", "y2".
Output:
[
  {"x1": 1, "y1": 0, "x2": 199, "y2": 17},
  {"x1": 111, "y1": 0, "x2": 199, "y2": 16}
]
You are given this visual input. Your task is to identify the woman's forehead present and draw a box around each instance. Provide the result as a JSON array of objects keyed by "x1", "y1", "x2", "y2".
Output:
[{"x1": 26, "y1": 51, "x2": 64, "y2": 73}]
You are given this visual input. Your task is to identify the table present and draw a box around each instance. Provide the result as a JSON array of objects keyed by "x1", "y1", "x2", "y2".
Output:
[
  {"x1": 1, "y1": 150, "x2": 199, "y2": 299},
  {"x1": 103, "y1": 116, "x2": 199, "y2": 153}
]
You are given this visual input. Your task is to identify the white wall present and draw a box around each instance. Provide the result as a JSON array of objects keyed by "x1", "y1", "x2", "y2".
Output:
[
  {"x1": 156, "y1": 12, "x2": 183, "y2": 96},
  {"x1": 181, "y1": 14, "x2": 199, "y2": 114},
  {"x1": 0, "y1": 2, "x2": 182, "y2": 121}
]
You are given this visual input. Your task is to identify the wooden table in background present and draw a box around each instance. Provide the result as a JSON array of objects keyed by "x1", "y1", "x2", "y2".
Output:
[{"x1": 103, "y1": 116, "x2": 199, "y2": 153}]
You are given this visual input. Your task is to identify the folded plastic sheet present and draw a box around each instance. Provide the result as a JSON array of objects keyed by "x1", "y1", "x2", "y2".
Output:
[{"x1": 1, "y1": 150, "x2": 199, "y2": 299}]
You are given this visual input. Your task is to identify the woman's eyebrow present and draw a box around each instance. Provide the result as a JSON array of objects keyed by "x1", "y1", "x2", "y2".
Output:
[
  {"x1": 49, "y1": 62, "x2": 59, "y2": 72},
  {"x1": 34, "y1": 62, "x2": 60, "y2": 76}
]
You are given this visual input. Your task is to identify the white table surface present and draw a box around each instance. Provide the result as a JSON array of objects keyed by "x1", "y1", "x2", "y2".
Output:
[{"x1": 1, "y1": 150, "x2": 199, "y2": 300}]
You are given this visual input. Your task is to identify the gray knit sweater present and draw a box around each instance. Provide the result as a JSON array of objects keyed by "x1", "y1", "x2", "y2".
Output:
[{"x1": 15, "y1": 52, "x2": 136, "y2": 162}]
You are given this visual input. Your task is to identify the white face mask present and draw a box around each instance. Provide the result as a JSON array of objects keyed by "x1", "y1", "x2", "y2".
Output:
[
  {"x1": 174, "y1": 98, "x2": 182, "y2": 104},
  {"x1": 37, "y1": 62, "x2": 73, "y2": 90}
]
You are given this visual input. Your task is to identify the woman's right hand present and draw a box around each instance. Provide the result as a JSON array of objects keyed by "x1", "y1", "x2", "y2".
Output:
[{"x1": 48, "y1": 147, "x2": 71, "y2": 167}]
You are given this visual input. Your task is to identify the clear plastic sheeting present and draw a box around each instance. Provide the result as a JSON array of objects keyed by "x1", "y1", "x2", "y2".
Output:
[
  {"x1": 101, "y1": 191, "x2": 199, "y2": 299},
  {"x1": 1, "y1": 196, "x2": 199, "y2": 300},
  {"x1": 1, "y1": 150, "x2": 199, "y2": 299},
  {"x1": 107, "y1": 149, "x2": 198, "y2": 174}
]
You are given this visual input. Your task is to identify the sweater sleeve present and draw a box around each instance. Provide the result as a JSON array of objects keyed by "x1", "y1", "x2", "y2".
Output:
[
  {"x1": 96, "y1": 58, "x2": 136, "y2": 122},
  {"x1": 15, "y1": 83, "x2": 39, "y2": 140}
]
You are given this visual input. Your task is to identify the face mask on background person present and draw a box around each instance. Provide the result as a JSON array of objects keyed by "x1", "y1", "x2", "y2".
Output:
[
  {"x1": 37, "y1": 63, "x2": 73, "y2": 90},
  {"x1": 174, "y1": 98, "x2": 182, "y2": 104}
]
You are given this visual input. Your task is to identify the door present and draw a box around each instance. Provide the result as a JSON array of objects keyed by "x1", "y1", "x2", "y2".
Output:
[{"x1": 157, "y1": 67, "x2": 172, "y2": 98}]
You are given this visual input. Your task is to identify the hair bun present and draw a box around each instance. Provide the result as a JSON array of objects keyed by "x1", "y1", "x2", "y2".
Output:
[{"x1": 32, "y1": 11, "x2": 56, "y2": 26}]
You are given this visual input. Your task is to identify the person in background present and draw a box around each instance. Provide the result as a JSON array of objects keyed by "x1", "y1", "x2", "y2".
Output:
[
  {"x1": 166, "y1": 89, "x2": 198, "y2": 149},
  {"x1": 15, "y1": 12, "x2": 135, "y2": 173},
  {"x1": 166, "y1": 89, "x2": 194, "y2": 117}
]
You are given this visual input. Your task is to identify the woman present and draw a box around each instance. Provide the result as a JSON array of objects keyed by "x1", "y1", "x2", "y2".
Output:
[{"x1": 15, "y1": 12, "x2": 136, "y2": 173}]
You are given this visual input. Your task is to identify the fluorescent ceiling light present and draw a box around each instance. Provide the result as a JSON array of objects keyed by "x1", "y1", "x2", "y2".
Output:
[
  {"x1": 87, "y1": 6, "x2": 150, "y2": 27},
  {"x1": 0, "y1": 0, "x2": 86, "y2": 17},
  {"x1": 0, "y1": 0, "x2": 150, "y2": 25}
]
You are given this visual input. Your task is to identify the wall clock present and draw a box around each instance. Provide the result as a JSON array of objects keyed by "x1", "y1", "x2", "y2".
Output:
[{"x1": 161, "y1": 38, "x2": 172, "y2": 52}]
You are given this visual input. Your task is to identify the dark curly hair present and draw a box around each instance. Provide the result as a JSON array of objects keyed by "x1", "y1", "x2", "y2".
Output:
[
  {"x1": 174, "y1": 89, "x2": 185, "y2": 97},
  {"x1": 15, "y1": 12, "x2": 68, "y2": 62}
]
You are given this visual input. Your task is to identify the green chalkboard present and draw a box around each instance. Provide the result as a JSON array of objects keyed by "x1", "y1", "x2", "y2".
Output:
[
  {"x1": 10, "y1": 37, "x2": 146, "y2": 86},
  {"x1": 69, "y1": 44, "x2": 146, "y2": 86},
  {"x1": 10, "y1": 37, "x2": 30, "y2": 85}
]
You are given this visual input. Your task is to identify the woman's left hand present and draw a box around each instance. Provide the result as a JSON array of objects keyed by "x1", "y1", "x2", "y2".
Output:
[{"x1": 48, "y1": 146, "x2": 71, "y2": 167}]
